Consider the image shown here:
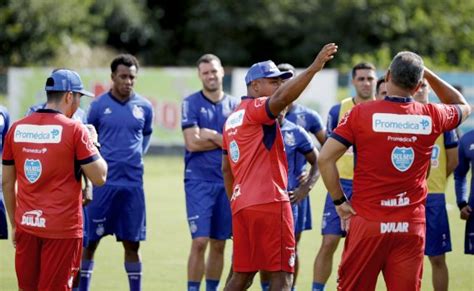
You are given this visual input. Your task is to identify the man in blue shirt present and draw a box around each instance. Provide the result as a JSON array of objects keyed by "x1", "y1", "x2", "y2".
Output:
[
  {"x1": 454, "y1": 128, "x2": 474, "y2": 255},
  {"x1": 280, "y1": 111, "x2": 319, "y2": 291},
  {"x1": 0, "y1": 105, "x2": 9, "y2": 240},
  {"x1": 80, "y1": 54, "x2": 154, "y2": 291},
  {"x1": 182, "y1": 54, "x2": 239, "y2": 291}
]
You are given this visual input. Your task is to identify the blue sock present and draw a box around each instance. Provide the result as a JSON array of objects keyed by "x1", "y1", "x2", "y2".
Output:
[
  {"x1": 72, "y1": 288, "x2": 79, "y2": 291},
  {"x1": 188, "y1": 281, "x2": 201, "y2": 291},
  {"x1": 261, "y1": 281, "x2": 270, "y2": 291},
  {"x1": 125, "y1": 262, "x2": 142, "y2": 291},
  {"x1": 79, "y1": 260, "x2": 94, "y2": 291},
  {"x1": 206, "y1": 279, "x2": 219, "y2": 291},
  {"x1": 291, "y1": 287, "x2": 297, "y2": 291},
  {"x1": 312, "y1": 282, "x2": 325, "y2": 291}
]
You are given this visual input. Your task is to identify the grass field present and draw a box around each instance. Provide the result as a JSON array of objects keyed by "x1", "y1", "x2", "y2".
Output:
[{"x1": 0, "y1": 155, "x2": 473, "y2": 290}]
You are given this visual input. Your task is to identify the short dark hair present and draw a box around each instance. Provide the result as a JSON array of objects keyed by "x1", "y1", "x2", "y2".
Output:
[
  {"x1": 389, "y1": 51, "x2": 424, "y2": 91},
  {"x1": 196, "y1": 54, "x2": 222, "y2": 68},
  {"x1": 277, "y1": 63, "x2": 296, "y2": 74},
  {"x1": 111, "y1": 54, "x2": 139, "y2": 73},
  {"x1": 376, "y1": 76, "x2": 386, "y2": 94},
  {"x1": 352, "y1": 62, "x2": 376, "y2": 79}
]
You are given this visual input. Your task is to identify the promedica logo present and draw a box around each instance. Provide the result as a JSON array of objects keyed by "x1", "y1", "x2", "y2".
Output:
[
  {"x1": 372, "y1": 113, "x2": 432, "y2": 135},
  {"x1": 14, "y1": 124, "x2": 63, "y2": 144}
]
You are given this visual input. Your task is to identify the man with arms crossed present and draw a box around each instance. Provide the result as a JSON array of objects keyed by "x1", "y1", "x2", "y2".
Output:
[
  {"x1": 81, "y1": 54, "x2": 154, "y2": 291},
  {"x1": 182, "y1": 54, "x2": 239, "y2": 291},
  {"x1": 454, "y1": 128, "x2": 474, "y2": 255},
  {"x1": 413, "y1": 78, "x2": 458, "y2": 291},
  {"x1": 318, "y1": 51, "x2": 470, "y2": 290},
  {"x1": 312, "y1": 62, "x2": 377, "y2": 291},
  {"x1": 222, "y1": 43, "x2": 338, "y2": 291},
  {"x1": 2, "y1": 69, "x2": 107, "y2": 290}
]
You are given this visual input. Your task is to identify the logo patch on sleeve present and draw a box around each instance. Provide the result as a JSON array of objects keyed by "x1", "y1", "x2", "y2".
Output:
[
  {"x1": 229, "y1": 140, "x2": 240, "y2": 163},
  {"x1": 391, "y1": 147, "x2": 414, "y2": 172},
  {"x1": 225, "y1": 110, "x2": 245, "y2": 131}
]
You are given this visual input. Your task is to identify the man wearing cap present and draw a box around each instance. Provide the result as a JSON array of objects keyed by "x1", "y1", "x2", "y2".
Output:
[
  {"x1": 222, "y1": 43, "x2": 337, "y2": 291},
  {"x1": 2, "y1": 69, "x2": 108, "y2": 290},
  {"x1": 81, "y1": 54, "x2": 154, "y2": 291}
]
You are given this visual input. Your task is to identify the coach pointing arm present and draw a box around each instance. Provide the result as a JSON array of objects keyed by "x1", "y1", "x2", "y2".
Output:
[{"x1": 268, "y1": 43, "x2": 338, "y2": 117}]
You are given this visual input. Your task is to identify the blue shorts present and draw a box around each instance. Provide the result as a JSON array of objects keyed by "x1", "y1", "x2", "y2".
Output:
[
  {"x1": 85, "y1": 185, "x2": 146, "y2": 243},
  {"x1": 465, "y1": 209, "x2": 474, "y2": 255},
  {"x1": 0, "y1": 195, "x2": 8, "y2": 240},
  {"x1": 291, "y1": 196, "x2": 312, "y2": 234},
  {"x1": 185, "y1": 180, "x2": 232, "y2": 240},
  {"x1": 425, "y1": 194, "x2": 451, "y2": 256},
  {"x1": 321, "y1": 178, "x2": 353, "y2": 236}
]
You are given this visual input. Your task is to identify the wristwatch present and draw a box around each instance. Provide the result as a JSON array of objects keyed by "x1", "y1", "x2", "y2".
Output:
[{"x1": 332, "y1": 195, "x2": 347, "y2": 206}]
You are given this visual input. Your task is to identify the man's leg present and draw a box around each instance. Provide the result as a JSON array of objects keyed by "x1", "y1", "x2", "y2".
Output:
[
  {"x1": 269, "y1": 271, "x2": 293, "y2": 291},
  {"x1": 292, "y1": 232, "x2": 302, "y2": 290},
  {"x1": 205, "y1": 239, "x2": 226, "y2": 291},
  {"x1": 123, "y1": 240, "x2": 142, "y2": 291},
  {"x1": 225, "y1": 272, "x2": 256, "y2": 291},
  {"x1": 188, "y1": 237, "x2": 210, "y2": 290},
  {"x1": 312, "y1": 234, "x2": 341, "y2": 289},
  {"x1": 80, "y1": 240, "x2": 100, "y2": 291},
  {"x1": 428, "y1": 255, "x2": 448, "y2": 291}
]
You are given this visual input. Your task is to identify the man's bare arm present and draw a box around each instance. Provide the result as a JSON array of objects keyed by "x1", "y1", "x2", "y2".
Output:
[
  {"x1": 183, "y1": 127, "x2": 222, "y2": 152},
  {"x1": 222, "y1": 155, "x2": 234, "y2": 201}
]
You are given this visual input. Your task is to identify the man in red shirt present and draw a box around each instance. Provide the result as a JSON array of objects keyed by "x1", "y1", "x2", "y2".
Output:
[
  {"x1": 318, "y1": 52, "x2": 471, "y2": 290},
  {"x1": 222, "y1": 43, "x2": 337, "y2": 291},
  {"x1": 2, "y1": 69, "x2": 108, "y2": 291}
]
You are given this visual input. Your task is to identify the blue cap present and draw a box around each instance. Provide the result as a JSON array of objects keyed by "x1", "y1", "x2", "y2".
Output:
[
  {"x1": 245, "y1": 60, "x2": 294, "y2": 85},
  {"x1": 45, "y1": 69, "x2": 94, "y2": 97}
]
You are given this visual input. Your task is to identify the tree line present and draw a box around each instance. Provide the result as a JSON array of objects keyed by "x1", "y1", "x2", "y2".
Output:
[{"x1": 1, "y1": 0, "x2": 473, "y2": 71}]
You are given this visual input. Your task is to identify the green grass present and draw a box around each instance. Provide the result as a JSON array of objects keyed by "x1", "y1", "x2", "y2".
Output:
[{"x1": 1, "y1": 156, "x2": 473, "y2": 290}]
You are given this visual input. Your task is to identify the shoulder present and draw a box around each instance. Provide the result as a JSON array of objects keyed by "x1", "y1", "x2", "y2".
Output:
[
  {"x1": 224, "y1": 94, "x2": 240, "y2": 105},
  {"x1": 183, "y1": 91, "x2": 202, "y2": 103},
  {"x1": 133, "y1": 93, "x2": 153, "y2": 107}
]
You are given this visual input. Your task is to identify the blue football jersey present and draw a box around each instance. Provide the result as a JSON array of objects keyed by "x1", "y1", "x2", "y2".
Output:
[
  {"x1": 87, "y1": 92, "x2": 154, "y2": 186},
  {"x1": 27, "y1": 102, "x2": 87, "y2": 123},
  {"x1": 181, "y1": 91, "x2": 239, "y2": 182},
  {"x1": 455, "y1": 130, "x2": 474, "y2": 208},
  {"x1": 281, "y1": 120, "x2": 314, "y2": 191},
  {"x1": 286, "y1": 103, "x2": 324, "y2": 136}
]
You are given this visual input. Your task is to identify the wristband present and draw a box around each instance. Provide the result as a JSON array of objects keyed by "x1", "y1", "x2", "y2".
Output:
[
  {"x1": 333, "y1": 195, "x2": 347, "y2": 206},
  {"x1": 458, "y1": 201, "x2": 468, "y2": 210}
]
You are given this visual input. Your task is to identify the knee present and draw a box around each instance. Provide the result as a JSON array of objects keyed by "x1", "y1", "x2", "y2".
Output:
[
  {"x1": 210, "y1": 239, "x2": 226, "y2": 254},
  {"x1": 319, "y1": 236, "x2": 340, "y2": 254},
  {"x1": 123, "y1": 241, "x2": 140, "y2": 255},
  {"x1": 429, "y1": 255, "x2": 447, "y2": 268},
  {"x1": 191, "y1": 237, "x2": 209, "y2": 254}
]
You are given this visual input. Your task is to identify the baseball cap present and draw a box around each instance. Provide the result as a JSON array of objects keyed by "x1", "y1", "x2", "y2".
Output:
[
  {"x1": 45, "y1": 69, "x2": 94, "y2": 97},
  {"x1": 245, "y1": 60, "x2": 293, "y2": 85}
]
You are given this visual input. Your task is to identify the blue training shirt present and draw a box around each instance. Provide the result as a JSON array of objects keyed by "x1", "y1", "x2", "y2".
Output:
[
  {"x1": 281, "y1": 119, "x2": 314, "y2": 191},
  {"x1": 454, "y1": 129, "x2": 474, "y2": 209},
  {"x1": 181, "y1": 91, "x2": 239, "y2": 182},
  {"x1": 286, "y1": 103, "x2": 325, "y2": 136},
  {"x1": 87, "y1": 92, "x2": 154, "y2": 186},
  {"x1": 0, "y1": 105, "x2": 9, "y2": 153}
]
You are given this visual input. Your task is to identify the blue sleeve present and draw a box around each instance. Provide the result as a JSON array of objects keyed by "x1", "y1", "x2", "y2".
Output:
[
  {"x1": 443, "y1": 130, "x2": 458, "y2": 149},
  {"x1": 181, "y1": 98, "x2": 199, "y2": 130},
  {"x1": 2, "y1": 110, "x2": 9, "y2": 147},
  {"x1": 143, "y1": 102, "x2": 154, "y2": 136},
  {"x1": 142, "y1": 134, "x2": 151, "y2": 154},
  {"x1": 296, "y1": 127, "x2": 314, "y2": 155},
  {"x1": 307, "y1": 110, "x2": 325, "y2": 135},
  {"x1": 454, "y1": 138, "x2": 470, "y2": 207},
  {"x1": 326, "y1": 104, "x2": 340, "y2": 136},
  {"x1": 86, "y1": 101, "x2": 100, "y2": 129}
]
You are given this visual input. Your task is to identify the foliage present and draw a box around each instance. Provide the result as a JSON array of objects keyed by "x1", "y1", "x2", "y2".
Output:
[{"x1": 0, "y1": 0, "x2": 473, "y2": 70}]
